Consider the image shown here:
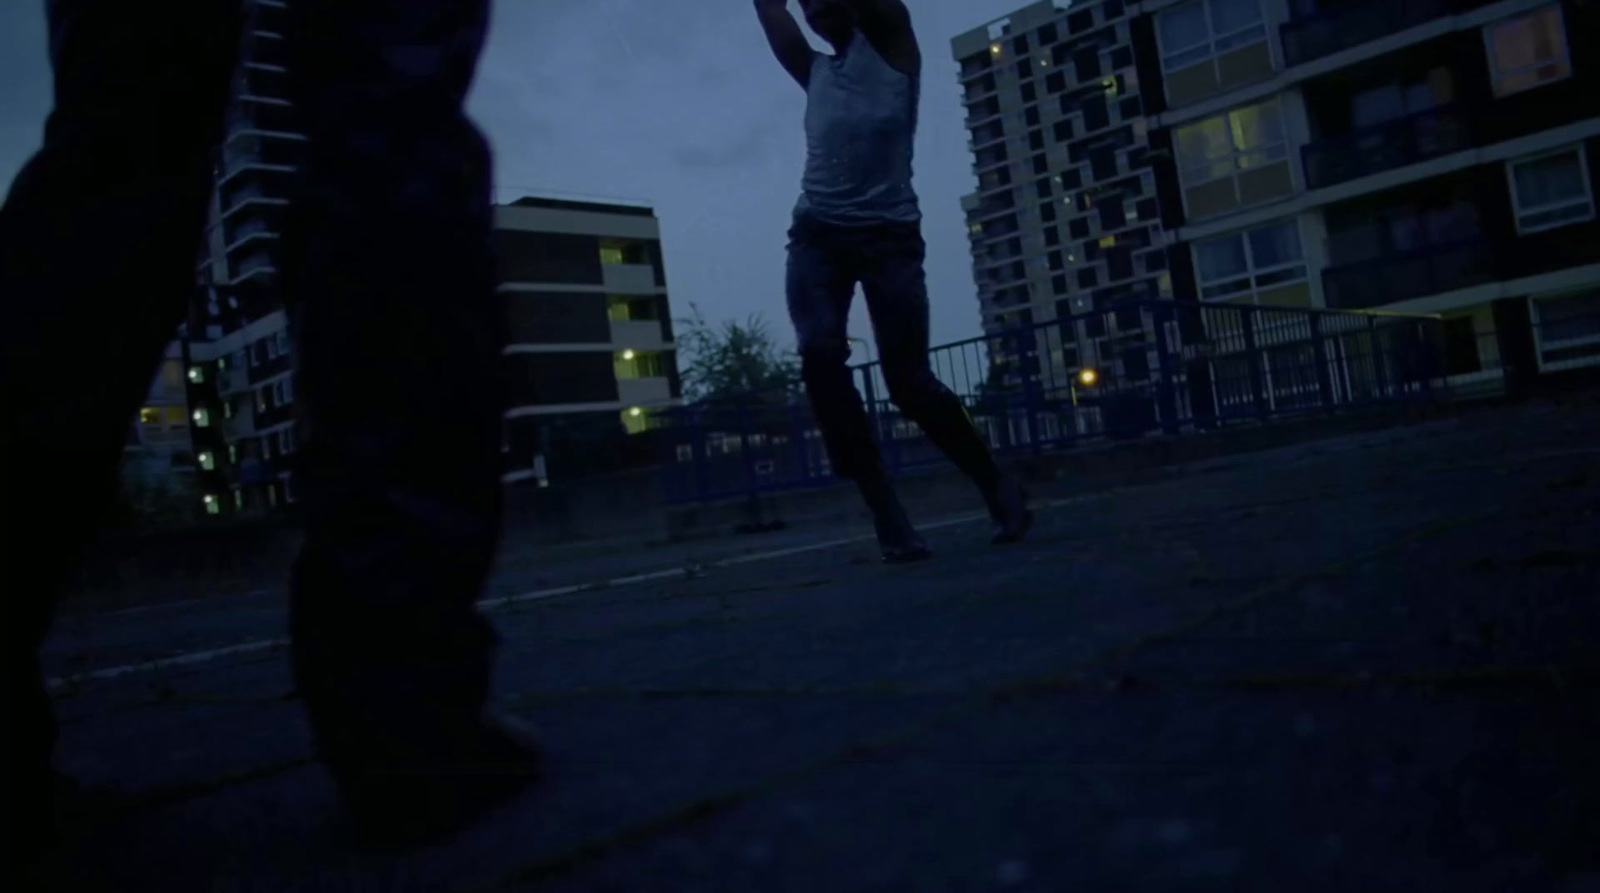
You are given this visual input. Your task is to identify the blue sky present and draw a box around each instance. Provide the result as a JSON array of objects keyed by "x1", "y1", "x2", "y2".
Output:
[{"x1": 0, "y1": 0, "x2": 1031, "y2": 351}]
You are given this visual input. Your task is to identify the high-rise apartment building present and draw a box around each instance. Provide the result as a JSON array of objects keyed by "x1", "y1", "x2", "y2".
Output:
[{"x1": 955, "y1": 0, "x2": 1599, "y2": 391}]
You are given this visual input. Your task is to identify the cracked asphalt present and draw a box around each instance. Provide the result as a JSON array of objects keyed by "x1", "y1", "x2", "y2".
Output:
[{"x1": 31, "y1": 397, "x2": 1600, "y2": 892}]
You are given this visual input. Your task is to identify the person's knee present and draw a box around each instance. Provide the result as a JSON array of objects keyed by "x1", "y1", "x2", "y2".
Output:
[
  {"x1": 884, "y1": 367, "x2": 944, "y2": 412},
  {"x1": 799, "y1": 341, "x2": 851, "y2": 386}
]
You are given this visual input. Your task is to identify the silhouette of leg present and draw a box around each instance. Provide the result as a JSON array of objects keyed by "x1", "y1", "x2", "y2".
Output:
[
  {"x1": 277, "y1": 0, "x2": 539, "y2": 847},
  {"x1": 0, "y1": 0, "x2": 243, "y2": 872},
  {"x1": 786, "y1": 217, "x2": 927, "y2": 561},
  {"x1": 860, "y1": 223, "x2": 1031, "y2": 544}
]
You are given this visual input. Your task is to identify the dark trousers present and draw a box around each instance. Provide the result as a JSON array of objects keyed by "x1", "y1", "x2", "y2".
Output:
[
  {"x1": 1, "y1": 0, "x2": 505, "y2": 855},
  {"x1": 784, "y1": 215, "x2": 999, "y2": 488}
]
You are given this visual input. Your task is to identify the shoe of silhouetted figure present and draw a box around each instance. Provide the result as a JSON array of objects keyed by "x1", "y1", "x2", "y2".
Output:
[
  {"x1": 985, "y1": 474, "x2": 1033, "y2": 546},
  {"x1": 338, "y1": 711, "x2": 543, "y2": 851}
]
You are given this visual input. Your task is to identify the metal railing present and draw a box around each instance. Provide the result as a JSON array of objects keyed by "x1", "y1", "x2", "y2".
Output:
[
  {"x1": 1302, "y1": 104, "x2": 1474, "y2": 190},
  {"x1": 655, "y1": 300, "x2": 1465, "y2": 505}
]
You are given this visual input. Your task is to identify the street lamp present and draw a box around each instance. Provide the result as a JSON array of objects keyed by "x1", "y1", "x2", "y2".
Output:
[{"x1": 1071, "y1": 367, "x2": 1098, "y2": 406}]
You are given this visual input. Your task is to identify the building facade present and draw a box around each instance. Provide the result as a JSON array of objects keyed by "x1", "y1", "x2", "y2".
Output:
[
  {"x1": 954, "y1": 0, "x2": 1600, "y2": 395},
  {"x1": 495, "y1": 196, "x2": 684, "y2": 486}
]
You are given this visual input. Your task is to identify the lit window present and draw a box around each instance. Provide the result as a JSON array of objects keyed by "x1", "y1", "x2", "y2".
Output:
[
  {"x1": 990, "y1": 42, "x2": 1002, "y2": 57},
  {"x1": 1193, "y1": 219, "x2": 1307, "y2": 302},
  {"x1": 188, "y1": 366, "x2": 205, "y2": 384},
  {"x1": 1158, "y1": 0, "x2": 1266, "y2": 72},
  {"x1": 1175, "y1": 99, "x2": 1286, "y2": 186},
  {"x1": 192, "y1": 407, "x2": 211, "y2": 427},
  {"x1": 233, "y1": 489, "x2": 244, "y2": 510},
  {"x1": 217, "y1": 356, "x2": 228, "y2": 372},
  {"x1": 164, "y1": 406, "x2": 187, "y2": 425},
  {"x1": 204, "y1": 494, "x2": 219, "y2": 515},
  {"x1": 199, "y1": 451, "x2": 216, "y2": 471},
  {"x1": 224, "y1": 399, "x2": 234, "y2": 419},
  {"x1": 228, "y1": 444, "x2": 239, "y2": 464},
  {"x1": 1507, "y1": 147, "x2": 1595, "y2": 234},
  {"x1": 599, "y1": 246, "x2": 625, "y2": 265},
  {"x1": 139, "y1": 407, "x2": 162, "y2": 425},
  {"x1": 1486, "y1": 5, "x2": 1571, "y2": 97}
]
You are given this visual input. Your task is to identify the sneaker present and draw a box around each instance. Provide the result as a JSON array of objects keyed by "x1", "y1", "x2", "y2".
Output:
[
  {"x1": 338, "y1": 711, "x2": 543, "y2": 851},
  {"x1": 985, "y1": 475, "x2": 1033, "y2": 546}
]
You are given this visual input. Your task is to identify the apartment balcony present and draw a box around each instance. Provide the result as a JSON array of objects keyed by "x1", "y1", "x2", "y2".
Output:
[
  {"x1": 1302, "y1": 104, "x2": 1475, "y2": 190},
  {"x1": 610, "y1": 319, "x2": 669, "y2": 349},
  {"x1": 617, "y1": 376, "x2": 673, "y2": 407},
  {"x1": 1279, "y1": 0, "x2": 1496, "y2": 67},
  {"x1": 602, "y1": 262, "x2": 657, "y2": 294},
  {"x1": 228, "y1": 251, "x2": 277, "y2": 286},
  {"x1": 1322, "y1": 238, "x2": 1494, "y2": 309}
]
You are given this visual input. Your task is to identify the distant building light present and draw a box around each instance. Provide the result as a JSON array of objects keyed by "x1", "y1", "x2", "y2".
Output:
[
  {"x1": 188, "y1": 366, "x2": 205, "y2": 383},
  {"x1": 629, "y1": 407, "x2": 643, "y2": 417},
  {"x1": 622, "y1": 349, "x2": 636, "y2": 361},
  {"x1": 990, "y1": 43, "x2": 1002, "y2": 56},
  {"x1": 192, "y1": 407, "x2": 211, "y2": 427},
  {"x1": 1079, "y1": 368, "x2": 1099, "y2": 386},
  {"x1": 199, "y1": 451, "x2": 216, "y2": 471}
]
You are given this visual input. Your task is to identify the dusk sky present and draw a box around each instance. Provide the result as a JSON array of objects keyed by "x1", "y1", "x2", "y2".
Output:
[{"x1": 0, "y1": 0, "x2": 1030, "y2": 351}]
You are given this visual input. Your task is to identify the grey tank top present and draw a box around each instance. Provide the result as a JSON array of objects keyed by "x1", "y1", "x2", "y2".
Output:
[{"x1": 794, "y1": 32, "x2": 921, "y2": 226}]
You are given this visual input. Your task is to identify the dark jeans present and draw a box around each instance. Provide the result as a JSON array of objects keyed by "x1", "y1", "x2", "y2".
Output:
[
  {"x1": 785, "y1": 214, "x2": 999, "y2": 488},
  {"x1": 1, "y1": 0, "x2": 504, "y2": 856}
]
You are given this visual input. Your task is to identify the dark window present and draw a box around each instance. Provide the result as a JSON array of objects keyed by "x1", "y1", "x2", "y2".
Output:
[
  {"x1": 1105, "y1": 0, "x2": 1125, "y2": 19},
  {"x1": 1127, "y1": 146, "x2": 1151, "y2": 169},
  {"x1": 494, "y1": 231, "x2": 603, "y2": 285},
  {"x1": 1069, "y1": 217, "x2": 1090, "y2": 239},
  {"x1": 1052, "y1": 274, "x2": 1069, "y2": 294},
  {"x1": 1111, "y1": 46, "x2": 1134, "y2": 69},
  {"x1": 1082, "y1": 95, "x2": 1110, "y2": 132},
  {"x1": 1059, "y1": 94, "x2": 1077, "y2": 117},
  {"x1": 1083, "y1": 239, "x2": 1101, "y2": 261},
  {"x1": 1121, "y1": 346, "x2": 1149, "y2": 380},
  {"x1": 1084, "y1": 313, "x2": 1107, "y2": 337},
  {"x1": 1442, "y1": 317, "x2": 1483, "y2": 375},
  {"x1": 504, "y1": 352, "x2": 619, "y2": 406},
  {"x1": 1012, "y1": 35, "x2": 1030, "y2": 55},
  {"x1": 1029, "y1": 129, "x2": 1046, "y2": 151},
  {"x1": 1100, "y1": 199, "x2": 1127, "y2": 231},
  {"x1": 1119, "y1": 96, "x2": 1141, "y2": 119},
  {"x1": 1136, "y1": 198, "x2": 1159, "y2": 221},
  {"x1": 1107, "y1": 248, "x2": 1134, "y2": 282},
  {"x1": 1021, "y1": 82, "x2": 1038, "y2": 103},
  {"x1": 1053, "y1": 119, "x2": 1074, "y2": 142},
  {"x1": 1068, "y1": 10, "x2": 1093, "y2": 33},
  {"x1": 1142, "y1": 249, "x2": 1168, "y2": 272},
  {"x1": 1077, "y1": 191, "x2": 1094, "y2": 212},
  {"x1": 1017, "y1": 58, "x2": 1034, "y2": 79},
  {"x1": 1075, "y1": 50, "x2": 1102, "y2": 83},
  {"x1": 1025, "y1": 105, "x2": 1041, "y2": 127},
  {"x1": 1052, "y1": 44, "x2": 1072, "y2": 67},
  {"x1": 1040, "y1": 200, "x2": 1057, "y2": 222},
  {"x1": 1045, "y1": 226, "x2": 1061, "y2": 246},
  {"x1": 504, "y1": 292, "x2": 610, "y2": 344},
  {"x1": 1037, "y1": 23, "x2": 1058, "y2": 45},
  {"x1": 1090, "y1": 147, "x2": 1118, "y2": 180},
  {"x1": 1060, "y1": 167, "x2": 1083, "y2": 189},
  {"x1": 1036, "y1": 177, "x2": 1053, "y2": 199},
  {"x1": 1032, "y1": 153, "x2": 1050, "y2": 175},
  {"x1": 1046, "y1": 70, "x2": 1067, "y2": 94},
  {"x1": 1077, "y1": 267, "x2": 1099, "y2": 289},
  {"x1": 1049, "y1": 250, "x2": 1065, "y2": 271}
]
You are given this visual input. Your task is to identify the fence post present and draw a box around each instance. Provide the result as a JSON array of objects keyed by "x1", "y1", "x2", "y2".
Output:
[
  {"x1": 737, "y1": 394, "x2": 757, "y2": 499},
  {"x1": 1309, "y1": 312, "x2": 1335, "y2": 409},
  {"x1": 1368, "y1": 316, "x2": 1391, "y2": 399},
  {"x1": 1151, "y1": 303, "x2": 1180, "y2": 435},
  {"x1": 859, "y1": 364, "x2": 887, "y2": 471},
  {"x1": 1240, "y1": 306, "x2": 1269, "y2": 420},
  {"x1": 691, "y1": 409, "x2": 710, "y2": 502},
  {"x1": 1016, "y1": 327, "x2": 1044, "y2": 455}
]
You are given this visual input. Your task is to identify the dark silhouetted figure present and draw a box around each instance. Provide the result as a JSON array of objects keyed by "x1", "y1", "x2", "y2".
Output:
[
  {"x1": 753, "y1": 0, "x2": 1032, "y2": 562},
  {"x1": 1, "y1": 0, "x2": 538, "y2": 876}
]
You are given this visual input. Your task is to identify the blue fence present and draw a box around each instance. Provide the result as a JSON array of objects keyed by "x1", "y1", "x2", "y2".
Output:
[{"x1": 654, "y1": 301, "x2": 1456, "y2": 505}]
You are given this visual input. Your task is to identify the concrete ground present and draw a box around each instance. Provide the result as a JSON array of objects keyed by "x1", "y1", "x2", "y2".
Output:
[{"x1": 32, "y1": 397, "x2": 1600, "y2": 892}]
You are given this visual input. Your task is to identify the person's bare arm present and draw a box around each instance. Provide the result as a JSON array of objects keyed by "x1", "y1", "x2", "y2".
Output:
[
  {"x1": 754, "y1": 0, "x2": 815, "y2": 89},
  {"x1": 843, "y1": 0, "x2": 920, "y2": 76}
]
